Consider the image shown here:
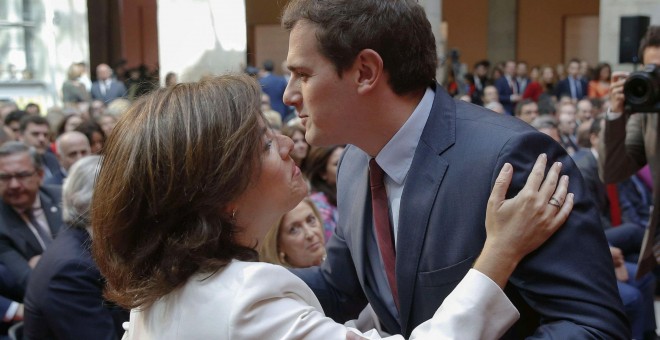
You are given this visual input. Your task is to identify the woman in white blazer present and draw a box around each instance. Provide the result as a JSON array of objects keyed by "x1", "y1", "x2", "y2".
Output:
[{"x1": 91, "y1": 74, "x2": 573, "y2": 339}]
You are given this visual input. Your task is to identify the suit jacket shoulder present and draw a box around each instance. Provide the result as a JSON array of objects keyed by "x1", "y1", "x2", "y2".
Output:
[{"x1": 23, "y1": 227, "x2": 127, "y2": 340}]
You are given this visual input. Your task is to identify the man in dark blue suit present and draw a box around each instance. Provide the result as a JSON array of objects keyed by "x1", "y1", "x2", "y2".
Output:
[
  {"x1": 259, "y1": 60, "x2": 289, "y2": 120},
  {"x1": 91, "y1": 64, "x2": 127, "y2": 104},
  {"x1": 0, "y1": 264, "x2": 25, "y2": 338},
  {"x1": 0, "y1": 142, "x2": 63, "y2": 297},
  {"x1": 494, "y1": 60, "x2": 521, "y2": 115},
  {"x1": 282, "y1": 0, "x2": 629, "y2": 338},
  {"x1": 23, "y1": 155, "x2": 127, "y2": 339},
  {"x1": 556, "y1": 59, "x2": 588, "y2": 101}
]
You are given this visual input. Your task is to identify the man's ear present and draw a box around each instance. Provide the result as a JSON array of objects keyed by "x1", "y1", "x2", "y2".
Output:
[
  {"x1": 37, "y1": 168, "x2": 44, "y2": 185},
  {"x1": 353, "y1": 49, "x2": 383, "y2": 95}
]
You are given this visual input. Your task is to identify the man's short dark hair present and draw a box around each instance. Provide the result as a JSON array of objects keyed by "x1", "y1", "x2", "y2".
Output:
[
  {"x1": 568, "y1": 58, "x2": 581, "y2": 66},
  {"x1": 4, "y1": 110, "x2": 27, "y2": 126},
  {"x1": 25, "y1": 102, "x2": 40, "y2": 113},
  {"x1": 639, "y1": 25, "x2": 660, "y2": 61},
  {"x1": 474, "y1": 60, "x2": 490, "y2": 69},
  {"x1": 0, "y1": 141, "x2": 42, "y2": 170},
  {"x1": 263, "y1": 60, "x2": 275, "y2": 72},
  {"x1": 515, "y1": 99, "x2": 535, "y2": 116},
  {"x1": 282, "y1": 0, "x2": 437, "y2": 95},
  {"x1": 19, "y1": 115, "x2": 50, "y2": 133},
  {"x1": 590, "y1": 117, "x2": 603, "y2": 137}
]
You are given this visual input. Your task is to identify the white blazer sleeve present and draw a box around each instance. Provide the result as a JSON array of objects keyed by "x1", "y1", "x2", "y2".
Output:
[{"x1": 231, "y1": 265, "x2": 518, "y2": 340}]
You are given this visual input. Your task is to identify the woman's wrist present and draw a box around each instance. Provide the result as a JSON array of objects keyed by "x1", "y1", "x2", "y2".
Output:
[{"x1": 473, "y1": 239, "x2": 521, "y2": 289}]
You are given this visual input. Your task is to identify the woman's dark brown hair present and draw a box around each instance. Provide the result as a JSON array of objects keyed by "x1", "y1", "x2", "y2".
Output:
[
  {"x1": 304, "y1": 145, "x2": 343, "y2": 206},
  {"x1": 92, "y1": 74, "x2": 262, "y2": 309}
]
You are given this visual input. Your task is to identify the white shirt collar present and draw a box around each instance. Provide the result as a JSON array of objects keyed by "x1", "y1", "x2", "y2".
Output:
[{"x1": 375, "y1": 87, "x2": 435, "y2": 184}]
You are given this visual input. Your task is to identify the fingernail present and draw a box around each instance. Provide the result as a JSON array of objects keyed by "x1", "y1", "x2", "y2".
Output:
[
  {"x1": 564, "y1": 175, "x2": 569, "y2": 184},
  {"x1": 555, "y1": 162, "x2": 562, "y2": 169},
  {"x1": 539, "y1": 153, "x2": 547, "y2": 160},
  {"x1": 502, "y1": 163, "x2": 512, "y2": 172},
  {"x1": 569, "y1": 193, "x2": 574, "y2": 200}
]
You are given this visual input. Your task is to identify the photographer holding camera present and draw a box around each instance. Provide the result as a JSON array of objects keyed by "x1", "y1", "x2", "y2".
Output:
[{"x1": 599, "y1": 25, "x2": 660, "y2": 277}]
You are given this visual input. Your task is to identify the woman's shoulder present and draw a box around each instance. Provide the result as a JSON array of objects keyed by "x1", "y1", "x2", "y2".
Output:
[
  {"x1": 184, "y1": 261, "x2": 314, "y2": 302},
  {"x1": 123, "y1": 261, "x2": 325, "y2": 339}
]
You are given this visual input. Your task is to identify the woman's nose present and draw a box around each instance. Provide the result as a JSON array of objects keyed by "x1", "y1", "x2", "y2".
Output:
[{"x1": 279, "y1": 135, "x2": 294, "y2": 159}]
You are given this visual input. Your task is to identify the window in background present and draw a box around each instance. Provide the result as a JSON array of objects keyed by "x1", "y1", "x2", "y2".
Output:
[{"x1": 0, "y1": 0, "x2": 36, "y2": 81}]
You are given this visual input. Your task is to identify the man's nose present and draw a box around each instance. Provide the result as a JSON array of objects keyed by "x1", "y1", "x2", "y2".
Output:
[
  {"x1": 7, "y1": 177, "x2": 21, "y2": 188},
  {"x1": 283, "y1": 79, "x2": 301, "y2": 107}
]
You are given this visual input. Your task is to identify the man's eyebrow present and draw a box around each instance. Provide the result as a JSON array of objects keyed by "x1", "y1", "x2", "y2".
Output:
[{"x1": 287, "y1": 63, "x2": 307, "y2": 72}]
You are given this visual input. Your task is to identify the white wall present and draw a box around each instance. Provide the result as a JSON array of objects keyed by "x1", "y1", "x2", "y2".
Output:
[
  {"x1": 599, "y1": 0, "x2": 660, "y2": 71},
  {"x1": 157, "y1": 0, "x2": 247, "y2": 83}
]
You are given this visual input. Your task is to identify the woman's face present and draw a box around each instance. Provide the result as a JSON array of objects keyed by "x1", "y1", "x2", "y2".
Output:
[
  {"x1": 290, "y1": 130, "x2": 308, "y2": 164},
  {"x1": 323, "y1": 146, "x2": 344, "y2": 186},
  {"x1": 232, "y1": 127, "x2": 307, "y2": 245},
  {"x1": 542, "y1": 67, "x2": 554, "y2": 83},
  {"x1": 99, "y1": 116, "x2": 117, "y2": 137},
  {"x1": 529, "y1": 67, "x2": 540, "y2": 81},
  {"x1": 64, "y1": 116, "x2": 83, "y2": 133},
  {"x1": 90, "y1": 131, "x2": 104, "y2": 154},
  {"x1": 600, "y1": 66, "x2": 611, "y2": 81},
  {"x1": 278, "y1": 201, "x2": 325, "y2": 268}
]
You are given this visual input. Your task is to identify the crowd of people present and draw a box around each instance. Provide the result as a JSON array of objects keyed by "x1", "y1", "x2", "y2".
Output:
[{"x1": 0, "y1": 0, "x2": 658, "y2": 338}]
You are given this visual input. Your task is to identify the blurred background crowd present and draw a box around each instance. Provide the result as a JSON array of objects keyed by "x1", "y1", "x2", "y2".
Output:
[{"x1": 1, "y1": 0, "x2": 660, "y2": 339}]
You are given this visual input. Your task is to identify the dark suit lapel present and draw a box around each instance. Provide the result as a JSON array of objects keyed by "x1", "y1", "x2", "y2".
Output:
[
  {"x1": 40, "y1": 191, "x2": 61, "y2": 238},
  {"x1": 0, "y1": 204, "x2": 43, "y2": 255},
  {"x1": 397, "y1": 85, "x2": 456, "y2": 334}
]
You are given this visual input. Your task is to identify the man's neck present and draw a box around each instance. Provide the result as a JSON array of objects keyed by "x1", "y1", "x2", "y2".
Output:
[{"x1": 355, "y1": 88, "x2": 426, "y2": 157}]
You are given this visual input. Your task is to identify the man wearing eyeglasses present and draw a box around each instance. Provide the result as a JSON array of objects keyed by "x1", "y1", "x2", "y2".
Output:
[{"x1": 0, "y1": 142, "x2": 63, "y2": 298}]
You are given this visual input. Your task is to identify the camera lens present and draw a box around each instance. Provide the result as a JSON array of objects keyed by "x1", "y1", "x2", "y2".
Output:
[{"x1": 624, "y1": 76, "x2": 653, "y2": 105}]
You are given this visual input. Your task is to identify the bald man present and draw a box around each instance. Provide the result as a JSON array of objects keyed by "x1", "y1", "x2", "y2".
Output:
[
  {"x1": 55, "y1": 131, "x2": 91, "y2": 174},
  {"x1": 91, "y1": 64, "x2": 126, "y2": 103}
]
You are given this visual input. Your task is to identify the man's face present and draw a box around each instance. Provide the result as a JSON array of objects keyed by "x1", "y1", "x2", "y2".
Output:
[
  {"x1": 20, "y1": 123, "x2": 50, "y2": 154},
  {"x1": 505, "y1": 62, "x2": 516, "y2": 76},
  {"x1": 516, "y1": 63, "x2": 528, "y2": 78},
  {"x1": 475, "y1": 65, "x2": 487, "y2": 77},
  {"x1": 7, "y1": 121, "x2": 20, "y2": 140},
  {"x1": 643, "y1": 46, "x2": 660, "y2": 66},
  {"x1": 576, "y1": 100, "x2": 592, "y2": 122},
  {"x1": 483, "y1": 86, "x2": 498, "y2": 104},
  {"x1": 558, "y1": 113, "x2": 576, "y2": 135},
  {"x1": 517, "y1": 102, "x2": 539, "y2": 124},
  {"x1": 567, "y1": 61, "x2": 579, "y2": 77},
  {"x1": 96, "y1": 65, "x2": 111, "y2": 81},
  {"x1": 58, "y1": 134, "x2": 91, "y2": 171},
  {"x1": 0, "y1": 153, "x2": 43, "y2": 210},
  {"x1": 539, "y1": 127, "x2": 561, "y2": 143},
  {"x1": 283, "y1": 21, "x2": 354, "y2": 146}
]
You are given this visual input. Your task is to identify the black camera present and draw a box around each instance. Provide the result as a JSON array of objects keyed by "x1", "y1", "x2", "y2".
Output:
[{"x1": 624, "y1": 64, "x2": 660, "y2": 113}]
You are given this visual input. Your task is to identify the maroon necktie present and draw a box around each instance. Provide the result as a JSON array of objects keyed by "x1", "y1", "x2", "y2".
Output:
[{"x1": 369, "y1": 159, "x2": 399, "y2": 309}]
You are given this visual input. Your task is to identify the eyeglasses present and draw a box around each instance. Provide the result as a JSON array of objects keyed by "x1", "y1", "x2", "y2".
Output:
[{"x1": 0, "y1": 171, "x2": 38, "y2": 183}]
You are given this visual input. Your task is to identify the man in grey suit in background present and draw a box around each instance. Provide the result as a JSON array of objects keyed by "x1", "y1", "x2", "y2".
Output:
[
  {"x1": 91, "y1": 64, "x2": 127, "y2": 104},
  {"x1": 282, "y1": 0, "x2": 629, "y2": 338}
]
